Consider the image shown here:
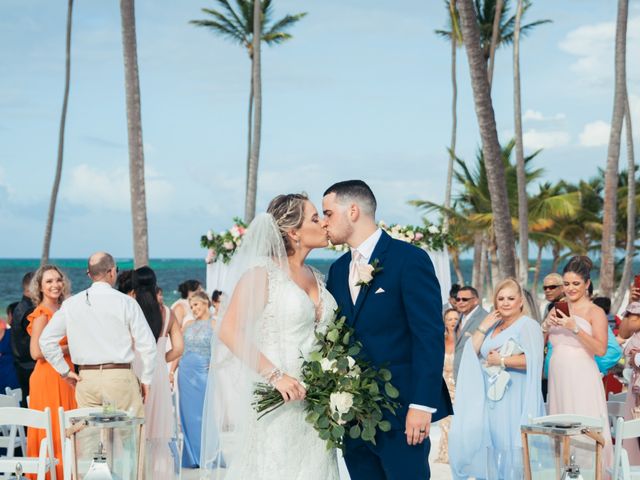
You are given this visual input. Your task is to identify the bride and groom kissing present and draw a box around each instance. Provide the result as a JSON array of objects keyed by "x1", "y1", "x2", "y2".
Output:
[{"x1": 213, "y1": 180, "x2": 452, "y2": 480}]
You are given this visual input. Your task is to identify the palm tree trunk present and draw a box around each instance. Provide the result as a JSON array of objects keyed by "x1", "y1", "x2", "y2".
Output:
[
  {"x1": 41, "y1": 0, "x2": 73, "y2": 266},
  {"x1": 451, "y1": 248, "x2": 465, "y2": 285},
  {"x1": 245, "y1": 73, "x2": 254, "y2": 196},
  {"x1": 613, "y1": 95, "x2": 636, "y2": 312},
  {"x1": 532, "y1": 242, "x2": 544, "y2": 293},
  {"x1": 472, "y1": 231, "x2": 483, "y2": 288},
  {"x1": 551, "y1": 244, "x2": 561, "y2": 273},
  {"x1": 444, "y1": 0, "x2": 458, "y2": 229},
  {"x1": 120, "y1": 0, "x2": 149, "y2": 267},
  {"x1": 513, "y1": 0, "x2": 528, "y2": 287},
  {"x1": 601, "y1": 0, "x2": 629, "y2": 297},
  {"x1": 489, "y1": 236, "x2": 500, "y2": 289},
  {"x1": 458, "y1": 0, "x2": 517, "y2": 279},
  {"x1": 245, "y1": 0, "x2": 262, "y2": 223},
  {"x1": 487, "y1": 0, "x2": 504, "y2": 88}
]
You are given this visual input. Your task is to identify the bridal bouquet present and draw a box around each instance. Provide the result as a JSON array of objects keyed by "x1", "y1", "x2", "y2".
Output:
[{"x1": 253, "y1": 312, "x2": 400, "y2": 450}]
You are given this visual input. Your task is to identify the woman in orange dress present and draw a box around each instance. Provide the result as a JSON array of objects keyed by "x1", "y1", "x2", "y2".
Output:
[{"x1": 26, "y1": 265, "x2": 76, "y2": 479}]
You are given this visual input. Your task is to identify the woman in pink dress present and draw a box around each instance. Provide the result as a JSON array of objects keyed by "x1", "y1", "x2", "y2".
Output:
[{"x1": 543, "y1": 255, "x2": 612, "y2": 474}]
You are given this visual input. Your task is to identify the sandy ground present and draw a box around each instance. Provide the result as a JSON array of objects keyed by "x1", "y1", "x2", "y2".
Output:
[{"x1": 181, "y1": 424, "x2": 453, "y2": 480}]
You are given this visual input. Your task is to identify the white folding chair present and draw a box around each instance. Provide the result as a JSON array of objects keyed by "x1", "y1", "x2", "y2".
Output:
[
  {"x1": 0, "y1": 394, "x2": 27, "y2": 458},
  {"x1": 4, "y1": 387, "x2": 23, "y2": 405},
  {"x1": 612, "y1": 416, "x2": 640, "y2": 480},
  {"x1": 0, "y1": 406, "x2": 56, "y2": 480},
  {"x1": 610, "y1": 392, "x2": 628, "y2": 402},
  {"x1": 58, "y1": 406, "x2": 102, "y2": 480},
  {"x1": 609, "y1": 401, "x2": 627, "y2": 439}
]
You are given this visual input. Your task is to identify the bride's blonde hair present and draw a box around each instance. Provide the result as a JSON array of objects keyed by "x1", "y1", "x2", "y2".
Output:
[{"x1": 267, "y1": 193, "x2": 308, "y2": 255}]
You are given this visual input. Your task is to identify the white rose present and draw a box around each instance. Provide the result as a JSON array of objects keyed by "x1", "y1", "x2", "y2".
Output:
[
  {"x1": 406, "y1": 230, "x2": 415, "y2": 240},
  {"x1": 428, "y1": 225, "x2": 439, "y2": 234},
  {"x1": 346, "y1": 356, "x2": 356, "y2": 370},
  {"x1": 346, "y1": 365, "x2": 361, "y2": 379},
  {"x1": 230, "y1": 225, "x2": 240, "y2": 238},
  {"x1": 223, "y1": 240, "x2": 234, "y2": 250},
  {"x1": 320, "y1": 358, "x2": 336, "y2": 372},
  {"x1": 356, "y1": 263, "x2": 374, "y2": 283},
  {"x1": 206, "y1": 230, "x2": 214, "y2": 241},
  {"x1": 330, "y1": 391, "x2": 354, "y2": 415}
]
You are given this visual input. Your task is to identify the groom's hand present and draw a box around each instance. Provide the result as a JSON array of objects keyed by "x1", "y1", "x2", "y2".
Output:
[{"x1": 405, "y1": 408, "x2": 432, "y2": 446}]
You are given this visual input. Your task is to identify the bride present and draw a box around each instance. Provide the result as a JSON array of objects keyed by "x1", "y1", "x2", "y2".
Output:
[{"x1": 200, "y1": 193, "x2": 340, "y2": 479}]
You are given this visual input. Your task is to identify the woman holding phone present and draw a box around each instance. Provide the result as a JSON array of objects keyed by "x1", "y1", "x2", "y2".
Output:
[{"x1": 543, "y1": 255, "x2": 611, "y2": 474}]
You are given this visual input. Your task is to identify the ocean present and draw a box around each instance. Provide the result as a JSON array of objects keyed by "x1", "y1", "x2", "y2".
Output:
[{"x1": 0, "y1": 257, "x2": 634, "y2": 315}]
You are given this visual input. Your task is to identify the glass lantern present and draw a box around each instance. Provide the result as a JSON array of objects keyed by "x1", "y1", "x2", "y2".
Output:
[
  {"x1": 68, "y1": 412, "x2": 144, "y2": 480},
  {"x1": 520, "y1": 422, "x2": 605, "y2": 480}
]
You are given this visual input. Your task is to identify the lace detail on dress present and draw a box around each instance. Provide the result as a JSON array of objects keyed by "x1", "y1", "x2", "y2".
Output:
[
  {"x1": 183, "y1": 320, "x2": 213, "y2": 361},
  {"x1": 224, "y1": 263, "x2": 339, "y2": 480}
]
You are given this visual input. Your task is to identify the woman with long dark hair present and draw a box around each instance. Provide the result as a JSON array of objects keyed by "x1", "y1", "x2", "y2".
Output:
[{"x1": 132, "y1": 266, "x2": 184, "y2": 478}]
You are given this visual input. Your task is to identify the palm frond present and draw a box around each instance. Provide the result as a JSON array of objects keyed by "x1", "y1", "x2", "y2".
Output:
[{"x1": 189, "y1": 17, "x2": 246, "y2": 45}]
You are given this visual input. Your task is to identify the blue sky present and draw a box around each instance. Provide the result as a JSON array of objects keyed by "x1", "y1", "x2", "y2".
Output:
[{"x1": 1, "y1": 0, "x2": 638, "y2": 258}]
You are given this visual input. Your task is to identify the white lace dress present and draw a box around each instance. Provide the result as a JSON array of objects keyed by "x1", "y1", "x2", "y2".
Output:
[{"x1": 224, "y1": 265, "x2": 340, "y2": 480}]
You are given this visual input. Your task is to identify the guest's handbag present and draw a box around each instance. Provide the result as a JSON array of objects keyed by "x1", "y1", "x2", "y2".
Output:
[{"x1": 594, "y1": 326, "x2": 622, "y2": 374}]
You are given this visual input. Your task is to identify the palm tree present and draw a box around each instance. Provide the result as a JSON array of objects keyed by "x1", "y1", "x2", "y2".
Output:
[
  {"x1": 442, "y1": 0, "x2": 462, "y2": 230},
  {"x1": 41, "y1": 0, "x2": 73, "y2": 266},
  {"x1": 486, "y1": 0, "x2": 504, "y2": 87},
  {"x1": 436, "y1": 0, "x2": 550, "y2": 68},
  {"x1": 190, "y1": 0, "x2": 306, "y2": 221},
  {"x1": 513, "y1": 0, "x2": 528, "y2": 286},
  {"x1": 120, "y1": 0, "x2": 149, "y2": 267},
  {"x1": 457, "y1": 0, "x2": 516, "y2": 279},
  {"x1": 601, "y1": 0, "x2": 629, "y2": 297}
]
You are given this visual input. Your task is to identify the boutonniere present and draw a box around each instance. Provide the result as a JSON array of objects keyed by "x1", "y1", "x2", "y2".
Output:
[{"x1": 356, "y1": 259, "x2": 383, "y2": 287}]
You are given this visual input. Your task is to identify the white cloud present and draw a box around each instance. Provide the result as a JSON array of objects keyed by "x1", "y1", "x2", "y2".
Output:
[
  {"x1": 522, "y1": 129, "x2": 571, "y2": 150},
  {"x1": 62, "y1": 163, "x2": 175, "y2": 213},
  {"x1": 559, "y1": 16, "x2": 640, "y2": 87},
  {"x1": 523, "y1": 110, "x2": 566, "y2": 122},
  {"x1": 579, "y1": 121, "x2": 611, "y2": 147}
]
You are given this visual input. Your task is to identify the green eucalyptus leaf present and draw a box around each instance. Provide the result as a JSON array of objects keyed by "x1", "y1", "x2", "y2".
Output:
[
  {"x1": 349, "y1": 425, "x2": 361, "y2": 439},
  {"x1": 384, "y1": 383, "x2": 400, "y2": 399}
]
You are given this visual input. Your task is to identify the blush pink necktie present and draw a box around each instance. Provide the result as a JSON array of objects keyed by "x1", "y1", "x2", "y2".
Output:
[{"x1": 349, "y1": 250, "x2": 362, "y2": 304}]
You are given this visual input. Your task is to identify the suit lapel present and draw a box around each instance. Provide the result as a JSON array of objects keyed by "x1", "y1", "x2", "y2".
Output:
[
  {"x1": 352, "y1": 231, "x2": 392, "y2": 324},
  {"x1": 335, "y1": 257, "x2": 355, "y2": 320}
]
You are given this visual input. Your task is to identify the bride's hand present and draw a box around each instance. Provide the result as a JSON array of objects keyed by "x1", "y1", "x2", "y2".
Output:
[{"x1": 274, "y1": 374, "x2": 307, "y2": 402}]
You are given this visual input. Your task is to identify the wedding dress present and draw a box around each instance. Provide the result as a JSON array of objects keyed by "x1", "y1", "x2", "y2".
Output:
[
  {"x1": 223, "y1": 263, "x2": 340, "y2": 479},
  {"x1": 200, "y1": 213, "x2": 340, "y2": 480}
]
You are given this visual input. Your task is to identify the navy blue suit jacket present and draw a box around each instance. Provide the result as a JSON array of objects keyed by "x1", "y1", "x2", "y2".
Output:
[{"x1": 326, "y1": 231, "x2": 453, "y2": 429}]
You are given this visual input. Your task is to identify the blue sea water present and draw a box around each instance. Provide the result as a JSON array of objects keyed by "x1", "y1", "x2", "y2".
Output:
[
  {"x1": 0, "y1": 258, "x2": 335, "y2": 313},
  {"x1": 0, "y1": 257, "x2": 635, "y2": 315}
]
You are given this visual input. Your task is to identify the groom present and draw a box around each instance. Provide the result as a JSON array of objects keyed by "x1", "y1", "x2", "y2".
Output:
[{"x1": 323, "y1": 180, "x2": 452, "y2": 480}]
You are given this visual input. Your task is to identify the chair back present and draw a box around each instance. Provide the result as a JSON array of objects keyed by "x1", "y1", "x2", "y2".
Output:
[
  {"x1": 58, "y1": 406, "x2": 102, "y2": 480},
  {"x1": 613, "y1": 417, "x2": 640, "y2": 480},
  {"x1": 608, "y1": 401, "x2": 626, "y2": 439},
  {"x1": 0, "y1": 406, "x2": 56, "y2": 479}
]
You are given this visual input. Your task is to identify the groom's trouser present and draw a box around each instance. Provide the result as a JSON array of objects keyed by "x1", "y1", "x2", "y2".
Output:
[{"x1": 344, "y1": 429, "x2": 431, "y2": 480}]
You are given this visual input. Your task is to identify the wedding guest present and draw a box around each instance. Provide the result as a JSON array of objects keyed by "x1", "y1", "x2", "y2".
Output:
[
  {"x1": 211, "y1": 290, "x2": 223, "y2": 316},
  {"x1": 132, "y1": 266, "x2": 184, "y2": 479},
  {"x1": 173, "y1": 290, "x2": 218, "y2": 468},
  {"x1": 453, "y1": 286, "x2": 488, "y2": 381},
  {"x1": 543, "y1": 255, "x2": 612, "y2": 474},
  {"x1": 444, "y1": 284, "x2": 461, "y2": 311},
  {"x1": 449, "y1": 278, "x2": 544, "y2": 479},
  {"x1": 10, "y1": 272, "x2": 35, "y2": 407},
  {"x1": 40, "y1": 252, "x2": 156, "y2": 417},
  {"x1": 0, "y1": 307, "x2": 19, "y2": 392},
  {"x1": 542, "y1": 273, "x2": 564, "y2": 316},
  {"x1": 26, "y1": 265, "x2": 76, "y2": 480},
  {"x1": 171, "y1": 280, "x2": 201, "y2": 327},
  {"x1": 116, "y1": 269, "x2": 134, "y2": 294},
  {"x1": 617, "y1": 302, "x2": 640, "y2": 464},
  {"x1": 435, "y1": 308, "x2": 458, "y2": 464}
]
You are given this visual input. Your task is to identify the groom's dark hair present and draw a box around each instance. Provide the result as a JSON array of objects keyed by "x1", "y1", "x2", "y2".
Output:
[{"x1": 323, "y1": 180, "x2": 377, "y2": 217}]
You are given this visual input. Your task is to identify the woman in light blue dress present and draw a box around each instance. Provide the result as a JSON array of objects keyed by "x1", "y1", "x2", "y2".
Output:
[
  {"x1": 449, "y1": 278, "x2": 545, "y2": 479},
  {"x1": 175, "y1": 291, "x2": 220, "y2": 468}
]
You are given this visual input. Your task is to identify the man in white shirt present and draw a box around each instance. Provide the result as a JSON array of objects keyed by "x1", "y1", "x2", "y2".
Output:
[{"x1": 40, "y1": 252, "x2": 157, "y2": 416}]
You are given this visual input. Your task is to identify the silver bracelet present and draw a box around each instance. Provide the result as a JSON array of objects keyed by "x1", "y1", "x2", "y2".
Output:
[
  {"x1": 500, "y1": 357, "x2": 506, "y2": 369},
  {"x1": 264, "y1": 368, "x2": 284, "y2": 387},
  {"x1": 477, "y1": 325, "x2": 488, "y2": 335}
]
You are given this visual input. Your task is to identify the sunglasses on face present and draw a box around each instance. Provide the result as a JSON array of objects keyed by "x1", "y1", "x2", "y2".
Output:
[
  {"x1": 456, "y1": 297, "x2": 474, "y2": 302},
  {"x1": 543, "y1": 285, "x2": 561, "y2": 291}
]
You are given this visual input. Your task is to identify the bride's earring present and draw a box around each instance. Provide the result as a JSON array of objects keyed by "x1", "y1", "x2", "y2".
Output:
[{"x1": 296, "y1": 238, "x2": 301, "y2": 248}]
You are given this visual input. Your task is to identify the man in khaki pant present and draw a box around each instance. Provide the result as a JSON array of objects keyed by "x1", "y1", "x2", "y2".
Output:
[{"x1": 40, "y1": 252, "x2": 157, "y2": 415}]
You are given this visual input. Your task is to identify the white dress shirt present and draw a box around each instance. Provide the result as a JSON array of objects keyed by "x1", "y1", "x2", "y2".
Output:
[
  {"x1": 351, "y1": 229, "x2": 436, "y2": 415},
  {"x1": 40, "y1": 281, "x2": 157, "y2": 385},
  {"x1": 460, "y1": 305, "x2": 480, "y2": 332}
]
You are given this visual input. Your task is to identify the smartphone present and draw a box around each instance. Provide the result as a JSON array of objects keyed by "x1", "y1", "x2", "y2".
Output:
[
  {"x1": 555, "y1": 301, "x2": 570, "y2": 317},
  {"x1": 634, "y1": 274, "x2": 640, "y2": 289}
]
